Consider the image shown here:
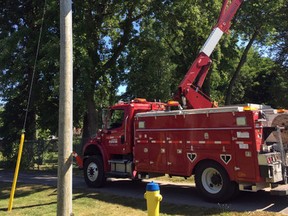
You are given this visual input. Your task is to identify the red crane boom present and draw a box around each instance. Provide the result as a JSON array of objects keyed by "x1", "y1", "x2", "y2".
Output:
[{"x1": 175, "y1": 0, "x2": 244, "y2": 109}]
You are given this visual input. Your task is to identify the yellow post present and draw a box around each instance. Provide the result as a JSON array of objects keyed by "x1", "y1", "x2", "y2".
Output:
[
  {"x1": 144, "y1": 182, "x2": 162, "y2": 216},
  {"x1": 7, "y1": 132, "x2": 25, "y2": 211}
]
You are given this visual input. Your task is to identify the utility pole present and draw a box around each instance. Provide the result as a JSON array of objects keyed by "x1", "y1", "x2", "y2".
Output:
[{"x1": 58, "y1": 0, "x2": 73, "y2": 215}]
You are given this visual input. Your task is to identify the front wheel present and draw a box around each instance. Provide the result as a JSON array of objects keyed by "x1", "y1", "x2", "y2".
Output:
[
  {"x1": 84, "y1": 156, "x2": 106, "y2": 188},
  {"x1": 195, "y1": 161, "x2": 237, "y2": 202}
]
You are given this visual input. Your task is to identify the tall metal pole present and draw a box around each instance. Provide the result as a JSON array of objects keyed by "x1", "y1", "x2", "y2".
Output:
[{"x1": 58, "y1": 0, "x2": 73, "y2": 215}]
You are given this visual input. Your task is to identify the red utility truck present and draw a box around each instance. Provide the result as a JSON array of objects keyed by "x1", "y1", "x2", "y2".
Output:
[{"x1": 79, "y1": 0, "x2": 288, "y2": 202}]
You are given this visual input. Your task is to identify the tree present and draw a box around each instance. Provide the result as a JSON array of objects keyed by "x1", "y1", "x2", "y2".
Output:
[
  {"x1": 225, "y1": 0, "x2": 286, "y2": 105},
  {"x1": 72, "y1": 1, "x2": 161, "y2": 144},
  {"x1": 125, "y1": 0, "x2": 237, "y2": 104},
  {"x1": 0, "y1": 0, "x2": 161, "y2": 155},
  {"x1": 0, "y1": 0, "x2": 287, "y2": 163},
  {"x1": 0, "y1": 0, "x2": 60, "y2": 160},
  {"x1": 231, "y1": 48, "x2": 288, "y2": 108}
]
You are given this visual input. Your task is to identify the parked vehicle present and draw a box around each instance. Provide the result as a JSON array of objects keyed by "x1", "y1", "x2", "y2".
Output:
[{"x1": 76, "y1": 0, "x2": 288, "y2": 202}]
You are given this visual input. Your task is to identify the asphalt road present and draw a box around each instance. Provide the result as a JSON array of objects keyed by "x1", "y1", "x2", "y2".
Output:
[{"x1": 1, "y1": 169, "x2": 288, "y2": 215}]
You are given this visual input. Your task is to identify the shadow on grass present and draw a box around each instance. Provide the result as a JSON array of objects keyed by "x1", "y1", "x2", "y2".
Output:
[
  {"x1": 72, "y1": 188, "x2": 222, "y2": 216},
  {"x1": 0, "y1": 182, "x2": 52, "y2": 200},
  {"x1": 0, "y1": 181, "x2": 57, "y2": 214},
  {"x1": 1, "y1": 170, "x2": 287, "y2": 215},
  {"x1": 72, "y1": 179, "x2": 288, "y2": 216},
  {"x1": 0, "y1": 201, "x2": 57, "y2": 212}
]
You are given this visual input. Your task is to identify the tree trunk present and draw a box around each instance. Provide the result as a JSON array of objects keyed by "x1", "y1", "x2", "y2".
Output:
[
  {"x1": 225, "y1": 29, "x2": 259, "y2": 105},
  {"x1": 81, "y1": 92, "x2": 99, "y2": 148}
]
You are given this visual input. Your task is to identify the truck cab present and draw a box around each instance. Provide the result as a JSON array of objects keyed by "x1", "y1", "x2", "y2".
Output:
[{"x1": 82, "y1": 98, "x2": 165, "y2": 187}]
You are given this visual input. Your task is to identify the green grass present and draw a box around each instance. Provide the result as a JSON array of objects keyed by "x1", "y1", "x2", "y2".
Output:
[
  {"x1": 152, "y1": 174, "x2": 195, "y2": 184},
  {"x1": 0, "y1": 182, "x2": 285, "y2": 216}
]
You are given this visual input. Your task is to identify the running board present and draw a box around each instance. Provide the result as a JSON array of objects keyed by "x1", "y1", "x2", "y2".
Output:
[{"x1": 106, "y1": 171, "x2": 131, "y2": 178}]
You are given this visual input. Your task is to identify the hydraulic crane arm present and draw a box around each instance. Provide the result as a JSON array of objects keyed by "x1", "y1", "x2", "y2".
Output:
[{"x1": 175, "y1": 0, "x2": 244, "y2": 109}]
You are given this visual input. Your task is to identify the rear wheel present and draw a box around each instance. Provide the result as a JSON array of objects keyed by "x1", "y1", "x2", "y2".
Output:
[
  {"x1": 195, "y1": 161, "x2": 237, "y2": 202},
  {"x1": 84, "y1": 156, "x2": 106, "y2": 188}
]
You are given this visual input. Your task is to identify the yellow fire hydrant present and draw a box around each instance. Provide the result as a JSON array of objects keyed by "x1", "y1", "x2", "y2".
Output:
[{"x1": 144, "y1": 181, "x2": 162, "y2": 216}]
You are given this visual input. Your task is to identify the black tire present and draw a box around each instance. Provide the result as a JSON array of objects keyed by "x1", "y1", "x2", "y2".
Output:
[
  {"x1": 195, "y1": 161, "x2": 237, "y2": 203},
  {"x1": 84, "y1": 156, "x2": 106, "y2": 188}
]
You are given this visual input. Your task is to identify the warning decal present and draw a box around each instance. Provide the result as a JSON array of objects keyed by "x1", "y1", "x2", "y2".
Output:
[{"x1": 220, "y1": 154, "x2": 232, "y2": 164}]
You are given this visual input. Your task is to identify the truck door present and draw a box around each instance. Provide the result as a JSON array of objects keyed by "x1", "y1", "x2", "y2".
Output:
[
  {"x1": 166, "y1": 131, "x2": 187, "y2": 175},
  {"x1": 148, "y1": 132, "x2": 167, "y2": 172},
  {"x1": 103, "y1": 108, "x2": 130, "y2": 154},
  {"x1": 232, "y1": 129, "x2": 257, "y2": 180},
  {"x1": 134, "y1": 125, "x2": 167, "y2": 172}
]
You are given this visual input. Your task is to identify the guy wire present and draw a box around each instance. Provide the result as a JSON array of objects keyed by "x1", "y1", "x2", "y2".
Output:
[{"x1": 23, "y1": 0, "x2": 47, "y2": 132}]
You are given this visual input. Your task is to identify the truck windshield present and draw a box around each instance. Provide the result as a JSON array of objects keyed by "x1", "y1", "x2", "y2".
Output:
[{"x1": 103, "y1": 109, "x2": 125, "y2": 130}]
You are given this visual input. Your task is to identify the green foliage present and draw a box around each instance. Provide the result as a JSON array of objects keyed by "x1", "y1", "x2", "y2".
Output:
[
  {"x1": 124, "y1": 29, "x2": 176, "y2": 101},
  {"x1": 0, "y1": 0, "x2": 287, "y2": 164},
  {"x1": 0, "y1": 105, "x2": 3, "y2": 128},
  {"x1": 125, "y1": 0, "x2": 228, "y2": 102},
  {"x1": 225, "y1": 47, "x2": 288, "y2": 108},
  {"x1": 272, "y1": 1, "x2": 288, "y2": 68},
  {"x1": 224, "y1": 0, "x2": 287, "y2": 106},
  {"x1": 0, "y1": 0, "x2": 59, "y2": 159}
]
